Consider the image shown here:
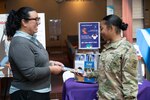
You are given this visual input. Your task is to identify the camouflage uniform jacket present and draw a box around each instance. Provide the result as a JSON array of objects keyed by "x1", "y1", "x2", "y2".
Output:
[{"x1": 88, "y1": 38, "x2": 138, "y2": 100}]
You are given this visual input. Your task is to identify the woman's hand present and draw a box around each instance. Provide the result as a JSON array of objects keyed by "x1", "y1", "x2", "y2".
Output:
[
  {"x1": 49, "y1": 65, "x2": 63, "y2": 75},
  {"x1": 49, "y1": 60, "x2": 64, "y2": 75},
  {"x1": 83, "y1": 72, "x2": 87, "y2": 77},
  {"x1": 49, "y1": 60, "x2": 64, "y2": 67}
]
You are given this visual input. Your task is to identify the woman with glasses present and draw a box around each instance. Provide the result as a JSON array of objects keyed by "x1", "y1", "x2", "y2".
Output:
[{"x1": 6, "y1": 7, "x2": 64, "y2": 100}]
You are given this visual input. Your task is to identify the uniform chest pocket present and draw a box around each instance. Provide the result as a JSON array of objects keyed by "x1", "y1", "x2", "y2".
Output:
[{"x1": 105, "y1": 53, "x2": 122, "y2": 72}]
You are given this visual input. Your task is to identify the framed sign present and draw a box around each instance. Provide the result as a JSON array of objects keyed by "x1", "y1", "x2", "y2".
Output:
[{"x1": 78, "y1": 22, "x2": 100, "y2": 49}]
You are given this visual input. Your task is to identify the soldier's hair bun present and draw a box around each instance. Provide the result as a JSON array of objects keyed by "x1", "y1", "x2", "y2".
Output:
[{"x1": 120, "y1": 22, "x2": 128, "y2": 31}]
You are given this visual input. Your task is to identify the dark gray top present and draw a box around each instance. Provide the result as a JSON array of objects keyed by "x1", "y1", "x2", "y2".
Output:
[{"x1": 9, "y1": 36, "x2": 51, "y2": 90}]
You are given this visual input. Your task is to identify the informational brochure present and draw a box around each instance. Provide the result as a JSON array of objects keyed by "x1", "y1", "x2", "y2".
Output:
[
  {"x1": 74, "y1": 52, "x2": 100, "y2": 83},
  {"x1": 78, "y1": 22, "x2": 100, "y2": 49}
]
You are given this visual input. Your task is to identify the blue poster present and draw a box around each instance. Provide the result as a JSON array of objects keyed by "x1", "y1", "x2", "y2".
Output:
[{"x1": 78, "y1": 22, "x2": 100, "y2": 49}]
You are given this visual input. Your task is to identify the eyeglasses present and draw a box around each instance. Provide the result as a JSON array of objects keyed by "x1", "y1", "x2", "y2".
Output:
[{"x1": 25, "y1": 17, "x2": 40, "y2": 22}]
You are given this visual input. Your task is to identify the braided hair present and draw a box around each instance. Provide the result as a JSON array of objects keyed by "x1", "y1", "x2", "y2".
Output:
[{"x1": 5, "y1": 7, "x2": 35, "y2": 38}]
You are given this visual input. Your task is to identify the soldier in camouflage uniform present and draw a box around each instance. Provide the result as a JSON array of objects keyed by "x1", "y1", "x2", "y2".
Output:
[{"x1": 86, "y1": 15, "x2": 138, "y2": 100}]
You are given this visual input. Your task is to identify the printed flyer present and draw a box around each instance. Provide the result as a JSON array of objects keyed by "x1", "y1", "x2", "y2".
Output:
[{"x1": 78, "y1": 22, "x2": 100, "y2": 49}]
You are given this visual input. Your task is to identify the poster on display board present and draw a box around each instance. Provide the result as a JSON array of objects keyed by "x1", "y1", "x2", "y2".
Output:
[
  {"x1": 0, "y1": 13, "x2": 46, "y2": 76},
  {"x1": 36, "y1": 13, "x2": 46, "y2": 48},
  {"x1": 0, "y1": 14, "x2": 8, "y2": 70},
  {"x1": 78, "y1": 22, "x2": 100, "y2": 49},
  {"x1": 107, "y1": 5, "x2": 114, "y2": 15}
]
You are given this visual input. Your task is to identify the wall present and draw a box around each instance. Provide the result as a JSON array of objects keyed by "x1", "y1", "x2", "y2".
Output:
[
  {"x1": 5, "y1": 0, "x2": 59, "y2": 47},
  {"x1": 1, "y1": 0, "x2": 106, "y2": 47},
  {"x1": 113, "y1": 0, "x2": 122, "y2": 17},
  {"x1": 107, "y1": 0, "x2": 122, "y2": 17},
  {"x1": 132, "y1": 0, "x2": 144, "y2": 38},
  {"x1": 144, "y1": 0, "x2": 150, "y2": 28},
  {"x1": 0, "y1": 0, "x2": 6, "y2": 13},
  {"x1": 59, "y1": 1, "x2": 106, "y2": 37}
]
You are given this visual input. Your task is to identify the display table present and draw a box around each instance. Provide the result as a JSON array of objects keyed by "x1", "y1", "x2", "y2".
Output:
[
  {"x1": 63, "y1": 78, "x2": 150, "y2": 100},
  {"x1": 138, "y1": 79, "x2": 150, "y2": 100},
  {"x1": 62, "y1": 78, "x2": 98, "y2": 100}
]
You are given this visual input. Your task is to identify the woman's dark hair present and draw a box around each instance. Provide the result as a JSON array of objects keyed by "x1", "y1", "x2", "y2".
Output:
[
  {"x1": 5, "y1": 7, "x2": 35, "y2": 38},
  {"x1": 102, "y1": 14, "x2": 128, "y2": 34}
]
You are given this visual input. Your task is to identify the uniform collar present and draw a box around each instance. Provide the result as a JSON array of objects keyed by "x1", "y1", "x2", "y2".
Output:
[{"x1": 104, "y1": 38, "x2": 126, "y2": 50}]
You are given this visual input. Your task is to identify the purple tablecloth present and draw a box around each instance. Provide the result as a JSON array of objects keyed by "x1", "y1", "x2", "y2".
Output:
[
  {"x1": 62, "y1": 78, "x2": 98, "y2": 100},
  {"x1": 62, "y1": 78, "x2": 150, "y2": 100},
  {"x1": 138, "y1": 79, "x2": 150, "y2": 100}
]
